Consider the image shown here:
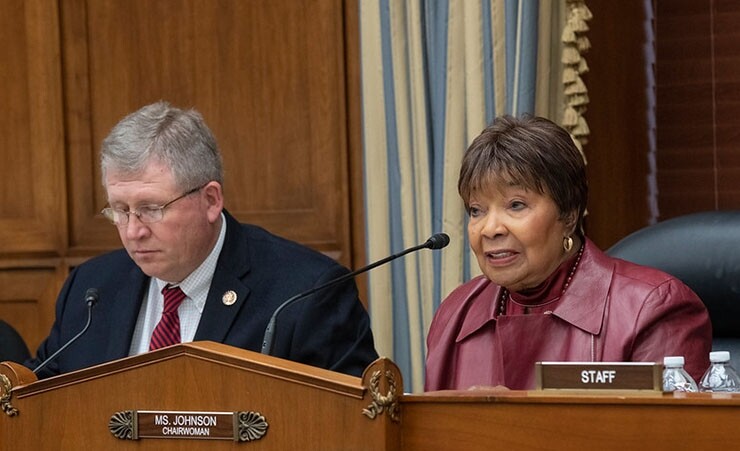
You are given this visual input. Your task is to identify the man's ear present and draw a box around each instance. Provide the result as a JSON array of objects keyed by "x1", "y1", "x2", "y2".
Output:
[{"x1": 203, "y1": 181, "x2": 224, "y2": 222}]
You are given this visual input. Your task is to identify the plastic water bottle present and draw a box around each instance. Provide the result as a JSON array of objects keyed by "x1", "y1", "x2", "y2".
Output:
[
  {"x1": 699, "y1": 351, "x2": 740, "y2": 392},
  {"x1": 662, "y1": 356, "x2": 698, "y2": 392}
]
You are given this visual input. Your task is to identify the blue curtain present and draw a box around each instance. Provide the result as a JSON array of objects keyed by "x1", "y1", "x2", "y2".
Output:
[{"x1": 359, "y1": 0, "x2": 560, "y2": 392}]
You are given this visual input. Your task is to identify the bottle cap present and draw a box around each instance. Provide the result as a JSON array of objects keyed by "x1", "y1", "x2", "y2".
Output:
[
  {"x1": 663, "y1": 356, "x2": 685, "y2": 366},
  {"x1": 709, "y1": 351, "x2": 731, "y2": 363}
]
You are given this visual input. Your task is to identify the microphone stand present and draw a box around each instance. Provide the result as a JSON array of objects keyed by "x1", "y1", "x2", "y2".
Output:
[
  {"x1": 261, "y1": 234, "x2": 449, "y2": 356},
  {"x1": 33, "y1": 289, "x2": 99, "y2": 375}
]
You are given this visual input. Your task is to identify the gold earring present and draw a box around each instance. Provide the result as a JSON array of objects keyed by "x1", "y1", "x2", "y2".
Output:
[{"x1": 563, "y1": 236, "x2": 574, "y2": 252}]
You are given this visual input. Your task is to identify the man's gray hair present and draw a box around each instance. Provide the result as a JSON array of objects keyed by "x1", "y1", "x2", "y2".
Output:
[{"x1": 100, "y1": 101, "x2": 224, "y2": 190}]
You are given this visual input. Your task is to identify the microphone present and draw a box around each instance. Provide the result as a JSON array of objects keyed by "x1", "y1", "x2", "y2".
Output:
[
  {"x1": 261, "y1": 233, "x2": 450, "y2": 355},
  {"x1": 33, "y1": 288, "x2": 99, "y2": 375}
]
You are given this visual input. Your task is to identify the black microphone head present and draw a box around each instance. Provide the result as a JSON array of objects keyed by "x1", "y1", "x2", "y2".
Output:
[
  {"x1": 84, "y1": 288, "x2": 99, "y2": 307},
  {"x1": 425, "y1": 233, "x2": 450, "y2": 250}
]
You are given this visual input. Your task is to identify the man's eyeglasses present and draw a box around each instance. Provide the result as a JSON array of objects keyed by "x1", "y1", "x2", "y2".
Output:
[{"x1": 101, "y1": 184, "x2": 205, "y2": 226}]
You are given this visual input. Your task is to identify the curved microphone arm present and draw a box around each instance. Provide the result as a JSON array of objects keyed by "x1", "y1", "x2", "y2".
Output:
[
  {"x1": 260, "y1": 233, "x2": 449, "y2": 356},
  {"x1": 33, "y1": 288, "x2": 99, "y2": 375}
]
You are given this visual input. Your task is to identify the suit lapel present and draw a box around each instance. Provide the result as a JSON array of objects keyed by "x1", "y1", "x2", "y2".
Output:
[
  {"x1": 194, "y1": 211, "x2": 252, "y2": 342},
  {"x1": 105, "y1": 265, "x2": 149, "y2": 360},
  {"x1": 195, "y1": 272, "x2": 250, "y2": 343}
]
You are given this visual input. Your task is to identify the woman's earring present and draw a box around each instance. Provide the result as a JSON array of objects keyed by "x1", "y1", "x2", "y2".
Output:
[{"x1": 563, "y1": 236, "x2": 574, "y2": 252}]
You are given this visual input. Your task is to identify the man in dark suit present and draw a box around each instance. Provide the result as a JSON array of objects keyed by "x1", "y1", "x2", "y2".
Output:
[{"x1": 26, "y1": 101, "x2": 377, "y2": 379}]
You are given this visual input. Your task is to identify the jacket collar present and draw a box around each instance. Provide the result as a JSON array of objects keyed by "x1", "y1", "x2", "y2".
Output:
[
  {"x1": 455, "y1": 238, "x2": 613, "y2": 342},
  {"x1": 550, "y1": 238, "x2": 613, "y2": 335},
  {"x1": 212, "y1": 209, "x2": 251, "y2": 278},
  {"x1": 194, "y1": 209, "x2": 252, "y2": 342},
  {"x1": 455, "y1": 277, "x2": 501, "y2": 342},
  {"x1": 105, "y1": 262, "x2": 149, "y2": 360}
]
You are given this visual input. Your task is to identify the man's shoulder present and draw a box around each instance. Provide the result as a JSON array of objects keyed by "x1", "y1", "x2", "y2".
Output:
[
  {"x1": 76, "y1": 249, "x2": 136, "y2": 273},
  {"x1": 237, "y1": 223, "x2": 339, "y2": 267},
  {"x1": 61, "y1": 249, "x2": 144, "y2": 296}
]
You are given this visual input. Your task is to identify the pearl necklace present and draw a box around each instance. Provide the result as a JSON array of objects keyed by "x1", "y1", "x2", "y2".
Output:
[{"x1": 497, "y1": 244, "x2": 584, "y2": 317}]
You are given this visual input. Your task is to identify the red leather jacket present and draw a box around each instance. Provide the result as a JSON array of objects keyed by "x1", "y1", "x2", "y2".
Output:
[{"x1": 425, "y1": 239, "x2": 712, "y2": 390}]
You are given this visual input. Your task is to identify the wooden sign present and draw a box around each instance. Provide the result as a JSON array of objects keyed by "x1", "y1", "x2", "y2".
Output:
[
  {"x1": 535, "y1": 362, "x2": 662, "y2": 391},
  {"x1": 109, "y1": 410, "x2": 268, "y2": 441}
]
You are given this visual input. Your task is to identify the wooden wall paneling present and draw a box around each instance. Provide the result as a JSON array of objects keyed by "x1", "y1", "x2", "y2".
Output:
[
  {"x1": 62, "y1": 0, "x2": 354, "y2": 266},
  {"x1": 0, "y1": 0, "x2": 67, "y2": 256},
  {"x1": 708, "y1": 1, "x2": 740, "y2": 209},
  {"x1": 0, "y1": 263, "x2": 67, "y2": 355},
  {"x1": 343, "y1": 0, "x2": 369, "y2": 300},
  {"x1": 654, "y1": 0, "x2": 716, "y2": 218},
  {"x1": 655, "y1": 1, "x2": 740, "y2": 217},
  {"x1": 61, "y1": 0, "x2": 119, "y2": 257},
  {"x1": 191, "y1": 0, "x2": 352, "y2": 263},
  {"x1": 581, "y1": 0, "x2": 652, "y2": 249}
]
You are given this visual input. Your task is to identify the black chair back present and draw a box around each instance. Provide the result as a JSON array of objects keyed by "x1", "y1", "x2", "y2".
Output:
[{"x1": 607, "y1": 211, "x2": 740, "y2": 368}]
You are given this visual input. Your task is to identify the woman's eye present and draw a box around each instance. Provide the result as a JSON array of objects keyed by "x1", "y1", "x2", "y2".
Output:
[
  {"x1": 468, "y1": 206, "x2": 482, "y2": 217},
  {"x1": 510, "y1": 201, "x2": 526, "y2": 210}
]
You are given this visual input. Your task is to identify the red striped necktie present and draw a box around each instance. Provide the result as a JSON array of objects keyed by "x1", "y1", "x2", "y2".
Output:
[{"x1": 149, "y1": 284, "x2": 186, "y2": 351}]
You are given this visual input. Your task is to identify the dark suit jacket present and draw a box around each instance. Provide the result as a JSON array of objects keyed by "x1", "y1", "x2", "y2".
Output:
[{"x1": 27, "y1": 211, "x2": 378, "y2": 378}]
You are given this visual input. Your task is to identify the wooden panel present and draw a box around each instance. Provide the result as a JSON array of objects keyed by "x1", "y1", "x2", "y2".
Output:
[
  {"x1": 713, "y1": 1, "x2": 740, "y2": 211},
  {"x1": 401, "y1": 392, "x2": 740, "y2": 450},
  {"x1": 655, "y1": 0, "x2": 714, "y2": 219},
  {"x1": 586, "y1": 0, "x2": 740, "y2": 244},
  {"x1": 0, "y1": 0, "x2": 66, "y2": 255},
  {"x1": 1, "y1": 345, "x2": 400, "y2": 451},
  {"x1": 581, "y1": 0, "x2": 652, "y2": 248},
  {"x1": 0, "y1": 265, "x2": 66, "y2": 354},
  {"x1": 344, "y1": 0, "x2": 369, "y2": 297},
  {"x1": 62, "y1": 0, "x2": 353, "y2": 264},
  {"x1": 655, "y1": 0, "x2": 740, "y2": 219}
]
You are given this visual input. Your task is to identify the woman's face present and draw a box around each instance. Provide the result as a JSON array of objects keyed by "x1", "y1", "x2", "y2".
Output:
[{"x1": 467, "y1": 180, "x2": 573, "y2": 292}]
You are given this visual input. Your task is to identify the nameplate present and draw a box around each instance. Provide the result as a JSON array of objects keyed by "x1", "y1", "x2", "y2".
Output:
[
  {"x1": 535, "y1": 362, "x2": 662, "y2": 391},
  {"x1": 109, "y1": 410, "x2": 268, "y2": 441}
]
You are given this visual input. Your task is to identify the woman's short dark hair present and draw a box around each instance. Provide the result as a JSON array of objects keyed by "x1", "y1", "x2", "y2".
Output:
[{"x1": 458, "y1": 115, "x2": 588, "y2": 232}]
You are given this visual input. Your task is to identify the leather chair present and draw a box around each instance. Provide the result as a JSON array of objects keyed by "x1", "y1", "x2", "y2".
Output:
[
  {"x1": 607, "y1": 211, "x2": 740, "y2": 370},
  {"x1": 0, "y1": 319, "x2": 30, "y2": 363}
]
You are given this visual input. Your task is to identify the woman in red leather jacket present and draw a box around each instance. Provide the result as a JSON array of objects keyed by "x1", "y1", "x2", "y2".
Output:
[{"x1": 425, "y1": 115, "x2": 712, "y2": 391}]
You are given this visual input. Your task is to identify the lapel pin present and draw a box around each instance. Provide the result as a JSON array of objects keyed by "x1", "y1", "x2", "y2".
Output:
[{"x1": 222, "y1": 290, "x2": 237, "y2": 306}]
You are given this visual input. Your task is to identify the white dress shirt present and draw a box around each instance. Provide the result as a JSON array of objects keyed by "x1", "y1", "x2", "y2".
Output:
[{"x1": 128, "y1": 213, "x2": 227, "y2": 355}]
